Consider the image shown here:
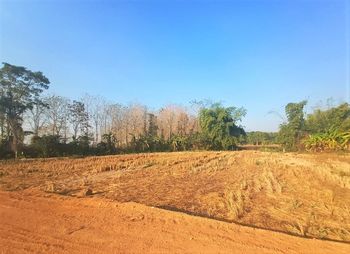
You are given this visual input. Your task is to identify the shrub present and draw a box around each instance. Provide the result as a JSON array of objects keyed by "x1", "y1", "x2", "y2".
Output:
[{"x1": 303, "y1": 129, "x2": 350, "y2": 152}]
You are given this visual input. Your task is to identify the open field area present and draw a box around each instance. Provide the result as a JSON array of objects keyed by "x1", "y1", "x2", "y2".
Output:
[
  {"x1": 1, "y1": 150, "x2": 350, "y2": 252},
  {"x1": 1, "y1": 189, "x2": 349, "y2": 254}
]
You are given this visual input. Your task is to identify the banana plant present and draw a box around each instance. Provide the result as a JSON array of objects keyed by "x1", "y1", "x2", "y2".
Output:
[{"x1": 303, "y1": 129, "x2": 350, "y2": 152}]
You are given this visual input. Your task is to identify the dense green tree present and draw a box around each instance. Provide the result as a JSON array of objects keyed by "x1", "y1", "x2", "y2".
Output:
[
  {"x1": 0, "y1": 63, "x2": 49, "y2": 158},
  {"x1": 146, "y1": 113, "x2": 158, "y2": 137},
  {"x1": 95, "y1": 133, "x2": 117, "y2": 155},
  {"x1": 30, "y1": 135, "x2": 61, "y2": 158},
  {"x1": 278, "y1": 100, "x2": 307, "y2": 150},
  {"x1": 199, "y1": 103, "x2": 246, "y2": 150},
  {"x1": 170, "y1": 134, "x2": 190, "y2": 151},
  {"x1": 305, "y1": 103, "x2": 350, "y2": 133},
  {"x1": 246, "y1": 131, "x2": 277, "y2": 145}
]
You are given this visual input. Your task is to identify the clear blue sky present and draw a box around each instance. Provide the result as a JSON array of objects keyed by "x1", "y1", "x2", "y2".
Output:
[{"x1": 1, "y1": 0, "x2": 349, "y2": 131}]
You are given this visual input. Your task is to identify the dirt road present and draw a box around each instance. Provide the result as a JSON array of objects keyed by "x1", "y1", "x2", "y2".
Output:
[{"x1": 0, "y1": 189, "x2": 349, "y2": 254}]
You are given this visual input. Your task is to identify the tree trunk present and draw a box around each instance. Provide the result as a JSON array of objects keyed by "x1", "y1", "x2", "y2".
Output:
[
  {"x1": 8, "y1": 118, "x2": 19, "y2": 159},
  {"x1": 95, "y1": 121, "x2": 98, "y2": 143}
]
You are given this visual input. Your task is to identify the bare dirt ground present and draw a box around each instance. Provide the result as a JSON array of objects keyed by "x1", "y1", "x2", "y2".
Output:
[
  {"x1": 1, "y1": 150, "x2": 350, "y2": 252},
  {"x1": 1, "y1": 188, "x2": 349, "y2": 254}
]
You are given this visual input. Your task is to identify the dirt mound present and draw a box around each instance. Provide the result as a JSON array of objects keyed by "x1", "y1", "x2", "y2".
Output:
[{"x1": 0, "y1": 189, "x2": 349, "y2": 254}]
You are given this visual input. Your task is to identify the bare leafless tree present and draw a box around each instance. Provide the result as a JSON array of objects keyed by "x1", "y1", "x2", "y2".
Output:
[
  {"x1": 44, "y1": 95, "x2": 70, "y2": 139},
  {"x1": 26, "y1": 103, "x2": 47, "y2": 136}
]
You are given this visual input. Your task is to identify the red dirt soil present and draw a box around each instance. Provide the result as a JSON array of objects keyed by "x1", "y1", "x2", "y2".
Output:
[{"x1": 0, "y1": 189, "x2": 349, "y2": 254}]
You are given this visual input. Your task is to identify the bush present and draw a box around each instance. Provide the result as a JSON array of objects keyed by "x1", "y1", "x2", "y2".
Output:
[
  {"x1": 29, "y1": 135, "x2": 62, "y2": 157},
  {"x1": 0, "y1": 140, "x2": 14, "y2": 159},
  {"x1": 303, "y1": 129, "x2": 350, "y2": 152}
]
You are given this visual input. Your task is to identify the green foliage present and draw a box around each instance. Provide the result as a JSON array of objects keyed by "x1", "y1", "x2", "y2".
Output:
[
  {"x1": 146, "y1": 113, "x2": 158, "y2": 137},
  {"x1": 0, "y1": 63, "x2": 49, "y2": 157},
  {"x1": 170, "y1": 134, "x2": 191, "y2": 151},
  {"x1": 96, "y1": 133, "x2": 117, "y2": 154},
  {"x1": 278, "y1": 100, "x2": 350, "y2": 152},
  {"x1": 0, "y1": 139, "x2": 13, "y2": 158},
  {"x1": 303, "y1": 129, "x2": 350, "y2": 152},
  {"x1": 2, "y1": 61, "x2": 349, "y2": 158},
  {"x1": 127, "y1": 134, "x2": 169, "y2": 153},
  {"x1": 305, "y1": 103, "x2": 350, "y2": 133},
  {"x1": 30, "y1": 135, "x2": 62, "y2": 157},
  {"x1": 76, "y1": 134, "x2": 93, "y2": 155},
  {"x1": 199, "y1": 103, "x2": 246, "y2": 150},
  {"x1": 246, "y1": 131, "x2": 277, "y2": 145},
  {"x1": 277, "y1": 101, "x2": 307, "y2": 150},
  {"x1": 302, "y1": 102, "x2": 350, "y2": 152},
  {"x1": 189, "y1": 132, "x2": 211, "y2": 150}
]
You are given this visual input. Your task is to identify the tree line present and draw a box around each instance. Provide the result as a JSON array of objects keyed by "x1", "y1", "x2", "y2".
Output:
[
  {"x1": 0, "y1": 63, "x2": 247, "y2": 158},
  {"x1": 277, "y1": 100, "x2": 350, "y2": 151},
  {"x1": 1, "y1": 63, "x2": 349, "y2": 158}
]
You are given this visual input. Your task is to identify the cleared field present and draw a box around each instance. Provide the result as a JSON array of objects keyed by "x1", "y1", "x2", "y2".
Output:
[
  {"x1": 1, "y1": 189, "x2": 349, "y2": 254},
  {"x1": 1, "y1": 151, "x2": 350, "y2": 243}
]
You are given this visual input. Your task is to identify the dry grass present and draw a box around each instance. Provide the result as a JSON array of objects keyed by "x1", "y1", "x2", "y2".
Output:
[{"x1": 1, "y1": 151, "x2": 350, "y2": 242}]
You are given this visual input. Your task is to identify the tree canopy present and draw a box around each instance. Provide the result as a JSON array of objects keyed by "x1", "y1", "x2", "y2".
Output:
[
  {"x1": 0, "y1": 63, "x2": 49, "y2": 157},
  {"x1": 277, "y1": 100, "x2": 307, "y2": 150},
  {"x1": 278, "y1": 100, "x2": 350, "y2": 151},
  {"x1": 199, "y1": 103, "x2": 246, "y2": 150},
  {"x1": 306, "y1": 103, "x2": 350, "y2": 133}
]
